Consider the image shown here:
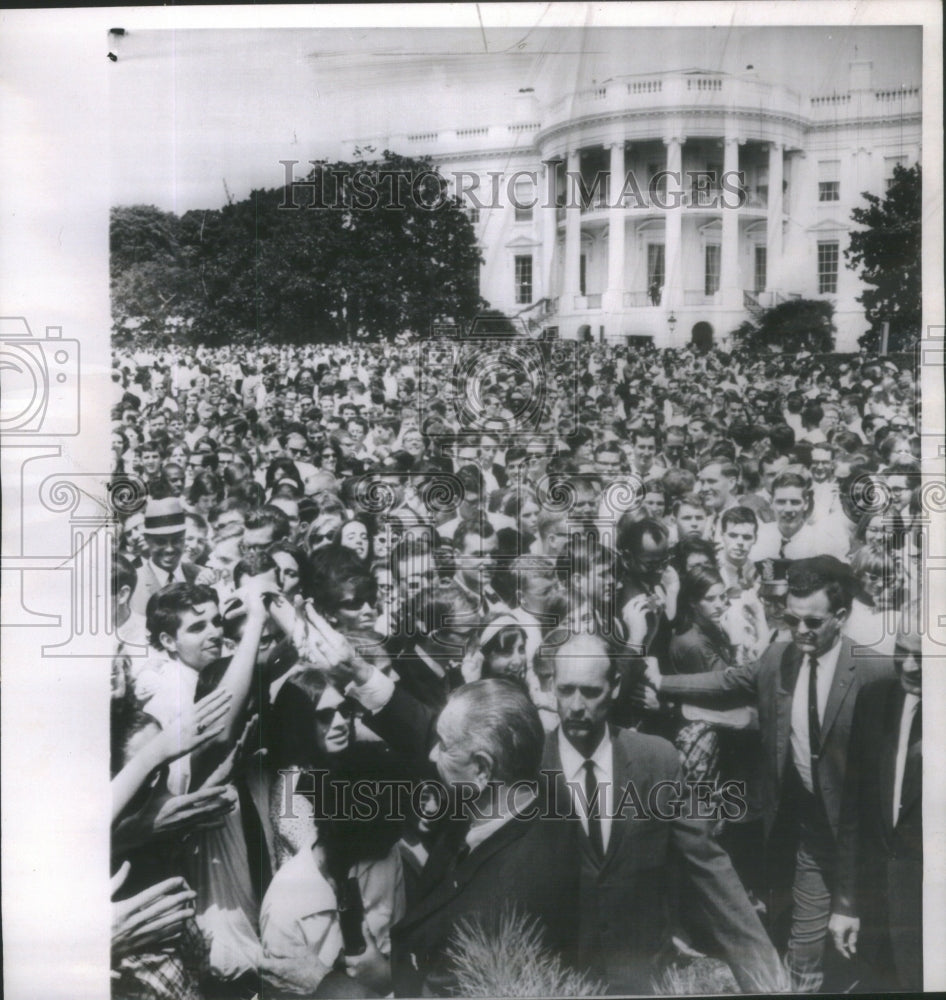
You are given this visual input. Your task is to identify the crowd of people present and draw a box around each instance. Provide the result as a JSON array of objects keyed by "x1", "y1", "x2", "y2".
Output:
[{"x1": 109, "y1": 332, "x2": 925, "y2": 998}]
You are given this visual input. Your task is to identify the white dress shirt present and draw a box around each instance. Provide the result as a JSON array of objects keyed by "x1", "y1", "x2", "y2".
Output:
[
  {"x1": 892, "y1": 693, "x2": 920, "y2": 827},
  {"x1": 790, "y1": 639, "x2": 842, "y2": 794},
  {"x1": 557, "y1": 727, "x2": 614, "y2": 853}
]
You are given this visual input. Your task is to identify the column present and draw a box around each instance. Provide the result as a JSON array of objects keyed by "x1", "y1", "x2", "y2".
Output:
[
  {"x1": 662, "y1": 136, "x2": 683, "y2": 314},
  {"x1": 541, "y1": 159, "x2": 558, "y2": 302},
  {"x1": 604, "y1": 141, "x2": 626, "y2": 315},
  {"x1": 766, "y1": 142, "x2": 784, "y2": 292},
  {"x1": 563, "y1": 148, "x2": 581, "y2": 309},
  {"x1": 720, "y1": 135, "x2": 741, "y2": 310}
]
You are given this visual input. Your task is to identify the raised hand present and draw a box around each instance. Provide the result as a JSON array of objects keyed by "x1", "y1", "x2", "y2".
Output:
[
  {"x1": 152, "y1": 689, "x2": 233, "y2": 765},
  {"x1": 111, "y1": 862, "x2": 196, "y2": 959}
]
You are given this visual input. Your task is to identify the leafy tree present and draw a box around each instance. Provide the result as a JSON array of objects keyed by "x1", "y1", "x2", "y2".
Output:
[
  {"x1": 845, "y1": 163, "x2": 921, "y2": 351},
  {"x1": 110, "y1": 206, "x2": 191, "y2": 340},
  {"x1": 730, "y1": 298, "x2": 835, "y2": 353},
  {"x1": 111, "y1": 152, "x2": 486, "y2": 345}
]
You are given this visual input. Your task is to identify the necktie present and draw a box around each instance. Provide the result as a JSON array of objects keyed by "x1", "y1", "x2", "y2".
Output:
[
  {"x1": 899, "y1": 700, "x2": 921, "y2": 820},
  {"x1": 583, "y1": 759, "x2": 604, "y2": 861},
  {"x1": 808, "y1": 656, "x2": 821, "y2": 783}
]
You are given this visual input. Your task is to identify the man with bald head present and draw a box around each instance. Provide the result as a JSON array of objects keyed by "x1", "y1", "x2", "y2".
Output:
[{"x1": 538, "y1": 631, "x2": 782, "y2": 994}]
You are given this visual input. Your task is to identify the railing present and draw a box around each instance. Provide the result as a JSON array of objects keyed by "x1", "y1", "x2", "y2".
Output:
[
  {"x1": 684, "y1": 289, "x2": 712, "y2": 305},
  {"x1": 407, "y1": 131, "x2": 438, "y2": 143},
  {"x1": 508, "y1": 122, "x2": 540, "y2": 133},
  {"x1": 624, "y1": 291, "x2": 654, "y2": 307},
  {"x1": 627, "y1": 79, "x2": 662, "y2": 94},
  {"x1": 456, "y1": 127, "x2": 488, "y2": 139},
  {"x1": 810, "y1": 94, "x2": 851, "y2": 107},
  {"x1": 686, "y1": 75, "x2": 724, "y2": 92},
  {"x1": 875, "y1": 87, "x2": 920, "y2": 101},
  {"x1": 574, "y1": 294, "x2": 603, "y2": 309}
]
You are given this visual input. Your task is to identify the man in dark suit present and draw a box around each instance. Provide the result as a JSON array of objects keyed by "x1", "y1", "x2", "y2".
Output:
[
  {"x1": 644, "y1": 556, "x2": 894, "y2": 991},
  {"x1": 387, "y1": 679, "x2": 579, "y2": 997},
  {"x1": 339, "y1": 661, "x2": 580, "y2": 997},
  {"x1": 541, "y1": 632, "x2": 782, "y2": 994},
  {"x1": 828, "y1": 626, "x2": 922, "y2": 991}
]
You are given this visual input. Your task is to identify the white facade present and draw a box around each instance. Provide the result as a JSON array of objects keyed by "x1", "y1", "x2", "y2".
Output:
[{"x1": 347, "y1": 62, "x2": 920, "y2": 350}]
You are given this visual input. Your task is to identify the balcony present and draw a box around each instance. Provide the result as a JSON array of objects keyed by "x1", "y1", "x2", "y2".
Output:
[
  {"x1": 684, "y1": 289, "x2": 715, "y2": 306},
  {"x1": 574, "y1": 294, "x2": 603, "y2": 309},
  {"x1": 542, "y1": 71, "x2": 805, "y2": 138},
  {"x1": 624, "y1": 291, "x2": 656, "y2": 307}
]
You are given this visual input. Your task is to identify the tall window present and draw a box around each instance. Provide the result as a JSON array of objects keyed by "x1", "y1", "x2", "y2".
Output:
[
  {"x1": 514, "y1": 179, "x2": 534, "y2": 222},
  {"x1": 817, "y1": 241, "x2": 839, "y2": 294},
  {"x1": 514, "y1": 254, "x2": 533, "y2": 304},
  {"x1": 754, "y1": 245, "x2": 767, "y2": 293},
  {"x1": 647, "y1": 243, "x2": 665, "y2": 289},
  {"x1": 884, "y1": 156, "x2": 907, "y2": 190},
  {"x1": 818, "y1": 160, "x2": 840, "y2": 202},
  {"x1": 467, "y1": 206, "x2": 480, "y2": 225},
  {"x1": 579, "y1": 254, "x2": 587, "y2": 296},
  {"x1": 704, "y1": 244, "x2": 720, "y2": 296}
]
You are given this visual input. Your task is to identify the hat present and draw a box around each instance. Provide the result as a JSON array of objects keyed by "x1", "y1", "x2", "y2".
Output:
[{"x1": 143, "y1": 497, "x2": 186, "y2": 536}]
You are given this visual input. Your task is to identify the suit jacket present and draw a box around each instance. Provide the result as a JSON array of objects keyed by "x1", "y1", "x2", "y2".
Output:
[
  {"x1": 129, "y1": 559, "x2": 199, "y2": 616},
  {"x1": 542, "y1": 727, "x2": 780, "y2": 994},
  {"x1": 390, "y1": 804, "x2": 580, "y2": 997},
  {"x1": 833, "y1": 677, "x2": 922, "y2": 990},
  {"x1": 659, "y1": 635, "x2": 894, "y2": 844}
]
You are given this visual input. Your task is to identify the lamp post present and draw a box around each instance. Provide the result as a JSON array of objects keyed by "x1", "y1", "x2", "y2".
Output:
[{"x1": 667, "y1": 311, "x2": 677, "y2": 342}]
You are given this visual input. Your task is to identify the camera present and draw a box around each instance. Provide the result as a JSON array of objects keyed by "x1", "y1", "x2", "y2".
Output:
[{"x1": 0, "y1": 317, "x2": 81, "y2": 435}]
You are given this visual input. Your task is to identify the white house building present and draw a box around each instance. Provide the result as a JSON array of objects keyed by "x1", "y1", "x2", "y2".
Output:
[{"x1": 346, "y1": 60, "x2": 920, "y2": 350}]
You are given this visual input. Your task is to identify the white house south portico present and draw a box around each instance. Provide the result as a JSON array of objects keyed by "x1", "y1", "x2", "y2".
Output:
[{"x1": 345, "y1": 62, "x2": 920, "y2": 350}]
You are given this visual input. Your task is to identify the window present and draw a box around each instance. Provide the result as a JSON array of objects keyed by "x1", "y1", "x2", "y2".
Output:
[
  {"x1": 704, "y1": 244, "x2": 720, "y2": 296},
  {"x1": 647, "y1": 243, "x2": 665, "y2": 289},
  {"x1": 579, "y1": 254, "x2": 587, "y2": 296},
  {"x1": 817, "y1": 241, "x2": 839, "y2": 294},
  {"x1": 885, "y1": 156, "x2": 907, "y2": 190},
  {"x1": 514, "y1": 179, "x2": 533, "y2": 222},
  {"x1": 467, "y1": 206, "x2": 480, "y2": 224},
  {"x1": 818, "y1": 160, "x2": 840, "y2": 202},
  {"x1": 514, "y1": 254, "x2": 533, "y2": 304},
  {"x1": 754, "y1": 245, "x2": 767, "y2": 293}
]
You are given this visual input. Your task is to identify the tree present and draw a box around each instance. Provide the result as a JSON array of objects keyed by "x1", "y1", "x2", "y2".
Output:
[
  {"x1": 111, "y1": 152, "x2": 486, "y2": 345},
  {"x1": 845, "y1": 163, "x2": 921, "y2": 351},
  {"x1": 110, "y1": 206, "x2": 192, "y2": 341},
  {"x1": 730, "y1": 298, "x2": 836, "y2": 354}
]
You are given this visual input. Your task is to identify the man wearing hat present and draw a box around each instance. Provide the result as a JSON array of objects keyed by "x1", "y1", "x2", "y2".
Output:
[
  {"x1": 129, "y1": 497, "x2": 200, "y2": 616},
  {"x1": 644, "y1": 557, "x2": 894, "y2": 991}
]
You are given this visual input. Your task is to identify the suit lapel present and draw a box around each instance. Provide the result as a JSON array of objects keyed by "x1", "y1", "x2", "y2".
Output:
[
  {"x1": 600, "y1": 731, "x2": 627, "y2": 872},
  {"x1": 400, "y1": 814, "x2": 533, "y2": 928},
  {"x1": 821, "y1": 638, "x2": 856, "y2": 742},
  {"x1": 879, "y1": 683, "x2": 903, "y2": 839},
  {"x1": 776, "y1": 644, "x2": 801, "y2": 774}
]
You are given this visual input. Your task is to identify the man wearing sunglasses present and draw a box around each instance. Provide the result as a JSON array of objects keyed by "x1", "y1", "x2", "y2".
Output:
[{"x1": 644, "y1": 556, "x2": 894, "y2": 992}]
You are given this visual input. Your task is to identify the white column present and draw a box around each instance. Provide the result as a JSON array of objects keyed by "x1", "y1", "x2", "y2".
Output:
[
  {"x1": 766, "y1": 142, "x2": 784, "y2": 292},
  {"x1": 662, "y1": 136, "x2": 683, "y2": 314},
  {"x1": 563, "y1": 148, "x2": 581, "y2": 308},
  {"x1": 720, "y1": 136, "x2": 741, "y2": 309},
  {"x1": 541, "y1": 159, "x2": 558, "y2": 302},
  {"x1": 604, "y1": 141, "x2": 626, "y2": 315}
]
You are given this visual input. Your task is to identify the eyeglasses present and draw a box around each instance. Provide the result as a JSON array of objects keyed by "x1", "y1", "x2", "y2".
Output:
[
  {"x1": 782, "y1": 613, "x2": 833, "y2": 631},
  {"x1": 315, "y1": 701, "x2": 359, "y2": 724}
]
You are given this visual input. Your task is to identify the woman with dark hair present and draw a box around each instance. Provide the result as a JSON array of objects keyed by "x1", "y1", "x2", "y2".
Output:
[
  {"x1": 265, "y1": 457, "x2": 305, "y2": 502},
  {"x1": 461, "y1": 616, "x2": 529, "y2": 685},
  {"x1": 186, "y1": 470, "x2": 224, "y2": 518},
  {"x1": 267, "y1": 540, "x2": 309, "y2": 601},
  {"x1": 338, "y1": 516, "x2": 373, "y2": 564},
  {"x1": 260, "y1": 742, "x2": 408, "y2": 998}
]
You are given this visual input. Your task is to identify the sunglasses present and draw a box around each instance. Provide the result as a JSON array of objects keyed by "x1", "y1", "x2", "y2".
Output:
[
  {"x1": 315, "y1": 701, "x2": 359, "y2": 724},
  {"x1": 337, "y1": 584, "x2": 376, "y2": 611},
  {"x1": 782, "y1": 613, "x2": 834, "y2": 631}
]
